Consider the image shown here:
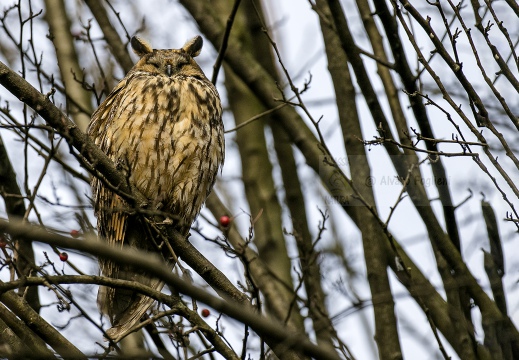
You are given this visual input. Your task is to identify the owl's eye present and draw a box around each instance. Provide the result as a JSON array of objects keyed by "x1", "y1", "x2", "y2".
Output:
[{"x1": 147, "y1": 60, "x2": 161, "y2": 69}]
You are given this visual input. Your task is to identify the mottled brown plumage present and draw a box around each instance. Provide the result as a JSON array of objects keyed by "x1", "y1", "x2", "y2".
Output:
[{"x1": 88, "y1": 36, "x2": 224, "y2": 341}]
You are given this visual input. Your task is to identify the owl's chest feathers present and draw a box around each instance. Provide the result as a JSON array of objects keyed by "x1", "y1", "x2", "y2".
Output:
[{"x1": 108, "y1": 76, "x2": 223, "y2": 216}]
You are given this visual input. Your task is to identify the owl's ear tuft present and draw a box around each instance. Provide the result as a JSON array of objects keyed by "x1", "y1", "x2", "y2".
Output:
[
  {"x1": 131, "y1": 36, "x2": 153, "y2": 57},
  {"x1": 182, "y1": 36, "x2": 203, "y2": 57}
]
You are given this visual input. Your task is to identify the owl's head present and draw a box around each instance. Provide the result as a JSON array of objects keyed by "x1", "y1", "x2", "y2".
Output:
[{"x1": 130, "y1": 36, "x2": 206, "y2": 78}]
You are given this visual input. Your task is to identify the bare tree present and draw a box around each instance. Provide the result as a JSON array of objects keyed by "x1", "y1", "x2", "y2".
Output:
[{"x1": 0, "y1": 0, "x2": 517, "y2": 359}]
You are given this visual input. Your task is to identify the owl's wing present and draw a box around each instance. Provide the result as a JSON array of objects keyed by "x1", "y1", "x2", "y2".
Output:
[
  {"x1": 89, "y1": 79, "x2": 131, "y2": 250},
  {"x1": 95, "y1": 184, "x2": 130, "y2": 321},
  {"x1": 89, "y1": 80, "x2": 134, "y2": 326}
]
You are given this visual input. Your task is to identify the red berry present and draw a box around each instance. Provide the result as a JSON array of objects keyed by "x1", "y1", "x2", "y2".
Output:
[
  {"x1": 219, "y1": 215, "x2": 231, "y2": 228},
  {"x1": 0, "y1": 237, "x2": 7, "y2": 248},
  {"x1": 59, "y1": 252, "x2": 68, "y2": 262},
  {"x1": 70, "y1": 230, "x2": 80, "y2": 238},
  {"x1": 201, "y1": 308, "x2": 210, "y2": 317}
]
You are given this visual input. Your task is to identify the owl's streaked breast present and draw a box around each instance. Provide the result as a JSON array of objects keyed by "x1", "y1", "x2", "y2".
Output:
[{"x1": 105, "y1": 72, "x2": 224, "y2": 224}]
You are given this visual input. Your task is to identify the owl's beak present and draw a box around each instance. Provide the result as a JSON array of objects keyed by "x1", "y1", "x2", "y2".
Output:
[{"x1": 166, "y1": 64, "x2": 173, "y2": 77}]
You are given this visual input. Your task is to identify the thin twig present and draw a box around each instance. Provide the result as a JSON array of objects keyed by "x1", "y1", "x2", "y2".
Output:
[
  {"x1": 211, "y1": 0, "x2": 242, "y2": 84},
  {"x1": 224, "y1": 102, "x2": 287, "y2": 133}
]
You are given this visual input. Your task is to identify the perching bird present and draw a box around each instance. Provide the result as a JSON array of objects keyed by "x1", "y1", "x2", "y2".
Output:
[{"x1": 88, "y1": 35, "x2": 224, "y2": 341}]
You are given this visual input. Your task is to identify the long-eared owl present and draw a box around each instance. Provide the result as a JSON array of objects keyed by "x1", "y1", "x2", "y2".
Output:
[{"x1": 88, "y1": 36, "x2": 224, "y2": 341}]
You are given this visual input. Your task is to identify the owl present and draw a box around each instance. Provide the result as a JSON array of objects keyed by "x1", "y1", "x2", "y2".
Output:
[{"x1": 88, "y1": 35, "x2": 224, "y2": 341}]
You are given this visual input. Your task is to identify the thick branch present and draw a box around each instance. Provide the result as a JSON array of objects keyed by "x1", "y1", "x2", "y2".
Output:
[
  {"x1": 315, "y1": 1, "x2": 401, "y2": 357},
  {"x1": 242, "y1": 1, "x2": 333, "y2": 345},
  {"x1": 0, "y1": 304, "x2": 55, "y2": 358},
  {"x1": 44, "y1": 0, "x2": 93, "y2": 131}
]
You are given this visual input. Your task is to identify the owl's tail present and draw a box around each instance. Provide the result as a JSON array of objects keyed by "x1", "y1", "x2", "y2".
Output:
[
  {"x1": 98, "y1": 277, "x2": 165, "y2": 343},
  {"x1": 96, "y1": 208, "x2": 183, "y2": 343},
  {"x1": 96, "y1": 210, "x2": 178, "y2": 343}
]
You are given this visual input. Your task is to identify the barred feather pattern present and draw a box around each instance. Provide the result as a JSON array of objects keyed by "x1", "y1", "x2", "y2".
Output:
[{"x1": 88, "y1": 37, "x2": 224, "y2": 341}]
